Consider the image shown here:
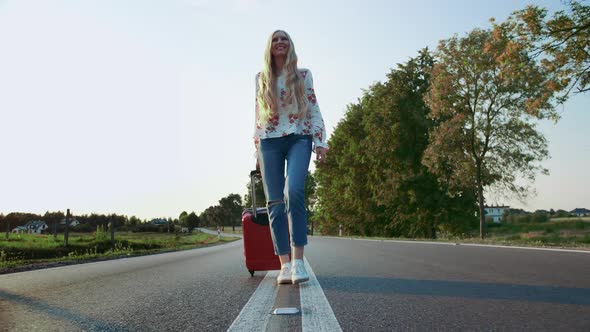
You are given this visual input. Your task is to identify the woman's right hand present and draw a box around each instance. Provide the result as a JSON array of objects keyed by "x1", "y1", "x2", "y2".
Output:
[{"x1": 315, "y1": 147, "x2": 328, "y2": 163}]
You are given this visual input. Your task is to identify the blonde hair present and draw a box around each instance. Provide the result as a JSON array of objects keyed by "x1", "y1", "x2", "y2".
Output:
[{"x1": 257, "y1": 30, "x2": 308, "y2": 124}]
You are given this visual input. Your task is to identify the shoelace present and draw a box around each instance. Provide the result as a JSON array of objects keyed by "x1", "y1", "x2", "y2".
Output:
[{"x1": 293, "y1": 264, "x2": 305, "y2": 274}]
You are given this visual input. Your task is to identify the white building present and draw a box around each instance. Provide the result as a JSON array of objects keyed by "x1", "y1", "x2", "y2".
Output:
[
  {"x1": 12, "y1": 221, "x2": 49, "y2": 234},
  {"x1": 570, "y1": 208, "x2": 590, "y2": 217},
  {"x1": 151, "y1": 218, "x2": 169, "y2": 225},
  {"x1": 12, "y1": 226, "x2": 28, "y2": 233},
  {"x1": 484, "y1": 205, "x2": 509, "y2": 223},
  {"x1": 60, "y1": 218, "x2": 80, "y2": 227}
]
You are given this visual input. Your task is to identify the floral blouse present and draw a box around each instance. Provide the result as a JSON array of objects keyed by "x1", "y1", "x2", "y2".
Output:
[{"x1": 254, "y1": 68, "x2": 328, "y2": 152}]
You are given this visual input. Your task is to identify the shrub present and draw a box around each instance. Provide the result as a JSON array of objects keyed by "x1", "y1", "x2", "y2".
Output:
[
  {"x1": 132, "y1": 223, "x2": 160, "y2": 233},
  {"x1": 95, "y1": 225, "x2": 109, "y2": 242},
  {"x1": 74, "y1": 223, "x2": 93, "y2": 233},
  {"x1": 504, "y1": 213, "x2": 548, "y2": 224},
  {"x1": 530, "y1": 213, "x2": 549, "y2": 223}
]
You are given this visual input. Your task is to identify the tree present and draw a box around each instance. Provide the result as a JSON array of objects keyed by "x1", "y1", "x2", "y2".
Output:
[
  {"x1": 244, "y1": 174, "x2": 266, "y2": 209},
  {"x1": 304, "y1": 171, "x2": 317, "y2": 212},
  {"x1": 304, "y1": 171, "x2": 317, "y2": 235},
  {"x1": 5, "y1": 212, "x2": 40, "y2": 228},
  {"x1": 505, "y1": 1, "x2": 590, "y2": 98},
  {"x1": 362, "y1": 49, "x2": 478, "y2": 238},
  {"x1": 219, "y1": 194, "x2": 243, "y2": 231},
  {"x1": 315, "y1": 100, "x2": 375, "y2": 236},
  {"x1": 200, "y1": 205, "x2": 224, "y2": 229},
  {"x1": 199, "y1": 209, "x2": 210, "y2": 227},
  {"x1": 127, "y1": 216, "x2": 141, "y2": 226},
  {"x1": 1, "y1": 213, "x2": 7, "y2": 239},
  {"x1": 105, "y1": 214, "x2": 126, "y2": 229},
  {"x1": 316, "y1": 49, "x2": 477, "y2": 239},
  {"x1": 185, "y1": 212, "x2": 200, "y2": 231},
  {"x1": 423, "y1": 27, "x2": 564, "y2": 239},
  {"x1": 555, "y1": 209, "x2": 572, "y2": 218},
  {"x1": 210, "y1": 206, "x2": 224, "y2": 229},
  {"x1": 178, "y1": 211, "x2": 188, "y2": 228}
]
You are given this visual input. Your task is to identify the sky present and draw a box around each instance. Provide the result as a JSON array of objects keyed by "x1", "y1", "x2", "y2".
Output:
[{"x1": 0, "y1": 0, "x2": 588, "y2": 220}]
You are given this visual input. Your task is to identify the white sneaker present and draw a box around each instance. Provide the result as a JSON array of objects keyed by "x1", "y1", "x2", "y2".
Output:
[
  {"x1": 277, "y1": 263, "x2": 291, "y2": 284},
  {"x1": 291, "y1": 259, "x2": 309, "y2": 284}
]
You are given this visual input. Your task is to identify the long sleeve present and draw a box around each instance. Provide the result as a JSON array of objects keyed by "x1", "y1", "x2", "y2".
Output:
[
  {"x1": 303, "y1": 70, "x2": 328, "y2": 151},
  {"x1": 253, "y1": 73, "x2": 264, "y2": 152}
]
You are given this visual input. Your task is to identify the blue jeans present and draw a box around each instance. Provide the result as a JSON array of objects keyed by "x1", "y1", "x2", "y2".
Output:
[{"x1": 258, "y1": 134, "x2": 312, "y2": 255}]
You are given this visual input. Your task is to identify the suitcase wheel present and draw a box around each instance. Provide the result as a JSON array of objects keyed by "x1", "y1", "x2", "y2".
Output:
[{"x1": 249, "y1": 269, "x2": 255, "y2": 277}]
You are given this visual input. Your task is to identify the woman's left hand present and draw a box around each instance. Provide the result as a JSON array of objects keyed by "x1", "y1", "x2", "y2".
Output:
[{"x1": 316, "y1": 147, "x2": 328, "y2": 163}]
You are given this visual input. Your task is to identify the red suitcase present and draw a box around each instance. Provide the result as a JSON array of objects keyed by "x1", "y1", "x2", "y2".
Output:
[{"x1": 242, "y1": 170, "x2": 286, "y2": 276}]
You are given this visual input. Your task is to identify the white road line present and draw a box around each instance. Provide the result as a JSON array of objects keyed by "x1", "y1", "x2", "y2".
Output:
[
  {"x1": 227, "y1": 271, "x2": 278, "y2": 332},
  {"x1": 300, "y1": 257, "x2": 343, "y2": 332},
  {"x1": 322, "y1": 236, "x2": 590, "y2": 253},
  {"x1": 455, "y1": 243, "x2": 590, "y2": 253}
]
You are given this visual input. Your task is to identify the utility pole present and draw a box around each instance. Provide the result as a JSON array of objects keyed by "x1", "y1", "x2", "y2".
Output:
[
  {"x1": 64, "y1": 209, "x2": 70, "y2": 247},
  {"x1": 5, "y1": 221, "x2": 9, "y2": 240}
]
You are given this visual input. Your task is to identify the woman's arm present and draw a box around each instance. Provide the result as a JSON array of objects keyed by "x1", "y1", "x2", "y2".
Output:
[
  {"x1": 303, "y1": 69, "x2": 328, "y2": 152},
  {"x1": 253, "y1": 73, "x2": 264, "y2": 151}
]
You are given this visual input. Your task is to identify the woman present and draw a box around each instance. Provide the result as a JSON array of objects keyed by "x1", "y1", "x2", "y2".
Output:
[{"x1": 254, "y1": 30, "x2": 328, "y2": 284}]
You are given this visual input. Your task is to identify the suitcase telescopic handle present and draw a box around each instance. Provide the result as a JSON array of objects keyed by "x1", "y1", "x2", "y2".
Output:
[{"x1": 250, "y1": 170, "x2": 261, "y2": 219}]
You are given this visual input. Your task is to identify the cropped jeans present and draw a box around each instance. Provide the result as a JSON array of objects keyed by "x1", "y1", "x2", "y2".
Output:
[{"x1": 258, "y1": 134, "x2": 312, "y2": 256}]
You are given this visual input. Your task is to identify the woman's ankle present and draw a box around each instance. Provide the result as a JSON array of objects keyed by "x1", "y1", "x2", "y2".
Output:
[{"x1": 279, "y1": 254, "x2": 290, "y2": 265}]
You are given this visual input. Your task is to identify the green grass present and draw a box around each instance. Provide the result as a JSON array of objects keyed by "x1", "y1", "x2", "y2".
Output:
[
  {"x1": 551, "y1": 216, "x2": 590, "y2": 221},
  {"x1": 481, "y1": 219, "x2": 590, "y2": 245},
  {"x1": 485, "y1": 219, "x2": 587, "y2": 233},
  {"x1": 323, "y1": 218, "x2": 590, "y2": 250},
  {"x1": 3, "y1": 218, "x2": 587, "y2": 270},
  {"x1": 0, "y1": 231, "x2": 239, "y2": 269}
]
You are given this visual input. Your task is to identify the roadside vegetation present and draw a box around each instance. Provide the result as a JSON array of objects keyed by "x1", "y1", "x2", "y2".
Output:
[
  {"x1": 477, "y1": 218, "x2": 590, "y2": 247},
  {"x1": 335, "y1": 218, "x2": 590, "y2": 249},
  {"x1": 214, "y1": 217, "x2": 590, "y2": 249},
  {"x1": 0, "y1": 228, "x2": 238, "y2": 271}
]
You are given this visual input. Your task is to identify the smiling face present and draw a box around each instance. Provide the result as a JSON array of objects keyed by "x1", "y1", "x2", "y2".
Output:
[{"x1": 271, "y1": 31, "x2": 290, "y2": 58}]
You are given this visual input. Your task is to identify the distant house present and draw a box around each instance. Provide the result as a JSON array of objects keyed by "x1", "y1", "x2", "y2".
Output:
[
  {"x1": 484, "y1": 205, "x2": 509, "y2": 223},
  {"x1": 27, "y1": 220, "x2": 48, "y2": 233},
  {"x1": 12, "y1": 226, "x2": 28, "y2": 233},
  {"x1": 151, "y1": 218, "x2": 169, "y2": 225},
  {"x1": 60, "y1": 218, "x2": 80, "y2": 227},
  {"x1": 12, "y1": 220, "x2": 48, "y2": 234},
  {"x1": 570, "y1": 208, "x2": 590, "y2": 217}
]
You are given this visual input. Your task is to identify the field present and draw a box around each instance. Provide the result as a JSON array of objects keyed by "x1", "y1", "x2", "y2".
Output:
[
  {"x1": 0, "y1": 230, "x2": 238, "y2": 271},
  {"x1": 550, "y1": 216, "x2": 590, "y2": 222},
  {"x1": 481, "y1": 218, "x2": 590, "y2": 246},
  {"x1": 2, "y1": 217, "x2": 588, "y2": 272},
  {"x1": 323, "y1": 218, "x2": 590, "y2": 249},
  {"x1": 219, "y1": 217, "x2": 590, "y2": 248}
]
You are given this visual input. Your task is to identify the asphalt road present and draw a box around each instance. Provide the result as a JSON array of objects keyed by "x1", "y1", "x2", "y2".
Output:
[{"x1": 1, "y1": 236, "x2": 589, "y2": 331}]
